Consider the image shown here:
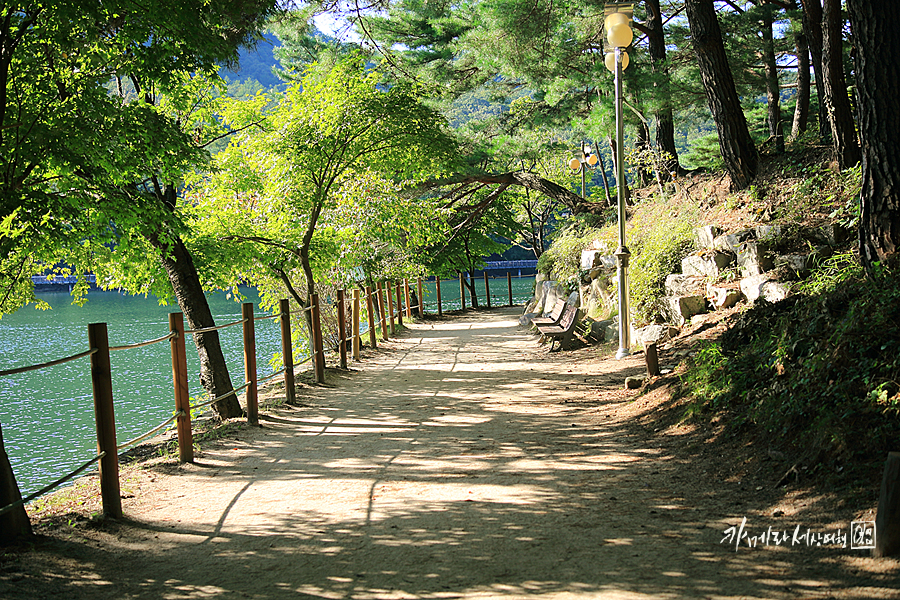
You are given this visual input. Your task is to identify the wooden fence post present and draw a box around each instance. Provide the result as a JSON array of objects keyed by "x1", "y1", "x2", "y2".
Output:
[
  {"x1": 386, "y1": 281, "x2": 396, "y2": 335},
  {"x1": 484, "y1": 272, "x2": 491, "y2": 308},
  {"x1": 404, "y1": 279, "x2": 412, "y2": 319},
  {"x1": 459, "y1": 273, "x2": 466, "y2": 311},
  {"x1": 242, "y1": 303, "x2": 258, "y2": 426},
  {"x1": 311, "y1": 293, "x2": 326, "y2": 383},
  {"x1": 337, "y1": 289, "x2": 348, "y2": 369},
  {"x1": 875, "y1": 452, "x2": 900, "y2": 557},
  {"x1": 507, "y1": 272, "x2": 513, "y2": 306},
  {"x1": 417, "y1": 278, "x2": 425, "y2": 317},
  {"x1": 279, "y1": 299, "x2": 296, "y2": 404},
  {"x1": 88, "y1": 322, "x2": 122, "y2": 519},
  {"x1": 169, "y1": 313, "x2": 193, "y2": 463},
  {"x1": 396, "y1": 281, "x2": 404, "y2": 326},
  {"x1": 366, "y1": 285, "x2": 377, "y2": 349},
  {"x1": 352, "y1": 288, "x2": 361, "y2": 361},
  {"x1": 377, "y1": 282, "x2": 388, "y2": 341},
  {"x1": 436, "y1": 277, "x2": 443, "y2": 316}
]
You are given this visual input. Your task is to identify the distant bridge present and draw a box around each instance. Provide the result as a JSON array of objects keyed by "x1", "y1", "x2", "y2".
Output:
[
  {"x1": 32, "y1": 275, "x2": 97, "y2": 288},
  {"x1": 482, "y1": 260, "x2": 538, "y2": 270}
]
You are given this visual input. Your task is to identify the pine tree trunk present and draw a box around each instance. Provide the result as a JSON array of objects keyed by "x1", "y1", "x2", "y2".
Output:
[
  {"x1": 0, "y1": 423, "x2": 33, "y2": 545},
  {"x1": 149, "y1": 233, "x2": 243, "y2": 418},
  {"x1": 646, "y1": 0, "x2": 682, "y2": 178},
  {"x1": 791, "y1": 24, "x2": 811, "y2": 140},
  {"x1": 800, "y1": 0, "x2": 830, "y2": 139},
  {"x1": 635, "y1": 120, "x2": 652, "y2": 187},
  {"x1": 822, "y1": 0, "x2": 861, "y2": 168},
  {"x1": 847, "y1": 0, "x2": 900, "y2": 267},
  {"x1": 763, "y1": 9, "x2": 785, "y2": 153},
  {"x1": 684, "y1": 0, "x2": 758, "y2": 190}
]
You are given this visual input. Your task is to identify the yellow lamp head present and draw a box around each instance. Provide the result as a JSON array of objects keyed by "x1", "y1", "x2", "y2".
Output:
[
  {"x1": 604, "y1": 50, "x2": 629, "y2": 72},
  {"x1": 587, "y1": 153, "x2": 599, "y2": 166},
  {"x1": 569, "y1": 157, "x2": 582, "y2": 171},
  {"x1": 607, "y1": 22, "x2": 633, "y2": 48}
]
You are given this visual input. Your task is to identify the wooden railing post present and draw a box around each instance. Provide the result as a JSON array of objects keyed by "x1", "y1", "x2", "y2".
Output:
[
  {"x1": 337, "y1": 289, "x2": 348, "y2": 369},
  {"x1": 88, "y1": 322, "x2": 122, "y2": 519},
  {"x1": 366, "y1": 285, "x2": 377, "y2": 349},
  {"x1": 484, "y1": 272, "x2": 491, "y2": 308},
  {"x1": 404, "y1": 279, "x2": 412, "y2": 319},
  {"x1": 417, "y1": 278, "x2": 425, "y2": 317},
  {"x1": 352, "y1": 288, "x2": 361, "y2": 361},
  {"x1": 169, "y1": 313, "x2": 193, "y2": 463},
  {"x1": 459, "y1": 272, "x2": 466, "y2": 311},
  {"x1": 242, "y1": 303, "x2": 258, "y2": 426},
  {"x1": 311, "y1": 293, "x2": 326, "y2": 383},
  {"x1": 377, "y1": 282, "x2": 389, "y2": 341},
  {"x1": 507, "y1": 272, "x2": 513, "y2": 306},
  {"x1": 279, "y1": 299, "x2": 296, "y2": 404},
  {"x1": 436, "y1": 277, "x2": 443, "y2": 317},
  {"x1": 395, "y1": 282, "x2": 404, "y2": 327},
  {"x1": 386, "y1": 280, "x2": 396, "y2": 335}
]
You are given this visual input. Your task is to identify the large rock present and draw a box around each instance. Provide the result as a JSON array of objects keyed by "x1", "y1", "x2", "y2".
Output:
[
  {"x1": 755, "y1": 224, "x2": 783, "y2": 243},
  {"x1": 635, "y1": 324, "x2": 680, "y2": 348},
  {"x1": 736, "y1": 241, "x2": 774, "y2": 277},
  {"x1": 713, "y1": 229, "x2": 755, "y2": 253},
  {"x1": 776, "y1": 254, "x2": 809, "y2": 279},
  {"x1": 696, "y1": 225, "x2": 723, "y2": 249},
  {"x1": 581, "y1": 251, "x2": 616, "y2": 271},
  {"x1": 663, "y1": 295, "x2": 707, "y2": 327},
  {"x1": 682, "y1": 252, "x2": 734, "y2": 278},
  {"x1": 740, "y1": 274, "x2": 791, "y2": 304},
  {"x1": 706, "y1": 285, "x2": 742, "y2": 310},
  {"x1": 664, "y1": 274, "x2": 705, "y2": 297}
]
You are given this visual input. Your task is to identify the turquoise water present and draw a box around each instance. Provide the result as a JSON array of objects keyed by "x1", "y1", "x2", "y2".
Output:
[
  {"x1": 0, "y1": 288, "x2": 283, "y2": 499},
  {"x1": 418, "y1": 275, "x2": 535, "y2": 312}
]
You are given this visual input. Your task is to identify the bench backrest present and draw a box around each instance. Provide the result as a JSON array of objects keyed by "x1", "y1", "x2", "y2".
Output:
[
  {"x1": 545, "y1": 298, "x2": 566, "y2": 320},
  {"x1": 559, "y1": 304, "x2": 578, "y2": 329}
]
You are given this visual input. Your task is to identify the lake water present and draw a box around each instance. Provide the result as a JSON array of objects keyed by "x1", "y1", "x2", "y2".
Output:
[
  {"x1": 0, "y1": 288, "x2": 284, "y2": 499},
  {"x1": 0, "y1": 275, "x2": 535, "y2": 501}
]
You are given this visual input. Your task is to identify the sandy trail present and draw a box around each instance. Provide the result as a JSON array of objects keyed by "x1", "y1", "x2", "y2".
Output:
[{"x1": 3, "y1": 307, "x2": 898, "y2": 599}]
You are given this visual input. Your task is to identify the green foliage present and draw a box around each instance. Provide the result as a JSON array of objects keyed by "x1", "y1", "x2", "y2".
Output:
[
  {"x1": 629, "y1": 213, "x2": 696, "y2": 323},
  {"x1": 681, "y1": 258, "x2": 900, "y2": 461}
]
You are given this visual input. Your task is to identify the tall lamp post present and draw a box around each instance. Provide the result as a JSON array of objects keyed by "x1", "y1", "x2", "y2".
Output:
[
  {"x1": 604, "y1": 3, "x2": 633, "y2": 360},
  {"x1": 568, "y1": 141, "x2": 599, "y2": 200}
]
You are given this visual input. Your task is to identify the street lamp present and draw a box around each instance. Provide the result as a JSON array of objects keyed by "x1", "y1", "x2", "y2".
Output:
[
  {"x1": 604, "y1": 3, "x2": 633, "y2": 360},
  {"x1": 568, "y1": 141, "x2": 599, "y2": 200}
]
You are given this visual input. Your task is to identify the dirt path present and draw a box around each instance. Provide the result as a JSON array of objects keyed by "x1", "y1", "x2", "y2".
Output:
[{"x1": 3, "y1": 307, "x2": 898, "y2": 599}]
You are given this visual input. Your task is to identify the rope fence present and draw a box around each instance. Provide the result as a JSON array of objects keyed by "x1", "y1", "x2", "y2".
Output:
[{"x1": 1, "y1": 270, "x2": 530, "y2": 529}]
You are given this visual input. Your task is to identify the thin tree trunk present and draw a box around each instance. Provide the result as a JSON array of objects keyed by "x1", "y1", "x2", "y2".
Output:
[
  {"x1": 0, "y1": 424, "x2": 32, "y2": 545},
  {"x1": 635, "y1": 120, "x2": 652, "y2": 187},
  {"x1": 684, "y1": 0, "x2": 758, "y2": 190},
  {"x1": 763, "y1": 8, "x2": 785, "y2": 153},
  {"x1": 607, "y1": 135, "x2": 631, "y2": 204},
  {"x1": 847, "y1": 0, "x2": 900, "y2": 267},
  {"x1": 800, "y1": 0, "x2": 830, "y2": 139},
  {"x1": 645, "y1": 0, "x2": 682, "y2": 178},
  {"x1": 822, "y1": 0, "x2": 861, "y2": 168},
  {"x1": 149, "y1": 232, "x2": 242, "y2": 418},
  {"x1": 791, "y1": 24, "x2": 811, "y2": 140},
  {"x1": 596, "y1": 150, "x2": 614, "y2": 207}
]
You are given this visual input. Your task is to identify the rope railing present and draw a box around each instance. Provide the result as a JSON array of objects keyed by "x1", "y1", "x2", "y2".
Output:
[
  {"x1": 116, "y1": 410, "x2": 185, "y2": 451},
  {"x1": 0, "y1": 348, "x2": 98, "y2": 378},
  {"x1": 257, "y1": 367, "x2": 286, "y2": 385},
  {"x1": 109, "y1": 331, "x2": 177, "y2": 352},
  {"x1": 185, "y1": 318, "x2": 247, "y2": 335},
  {"x1": 254, "y1": 312, "x2": 281, "y2": 322},
  {"x1": 0, "y1": 452, "x2": 105, "y2": 518}
]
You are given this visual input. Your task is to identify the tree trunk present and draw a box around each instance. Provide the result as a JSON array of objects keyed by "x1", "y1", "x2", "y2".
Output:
[
  {"x1": 800, "y1": 0, "x2": 830, "y2": 139},
  {"x1": 608, "y1": 135, "x2": 632, "y2": 205},
  {"x1": 822, "y1": 0, "x2": 861, "y2": 168},
  {"x1": 1, "y1": 423, "x2": 33, "y2": 545},
  {"x1": 596, "y1": 150, "x2": 615, "y2": 207},
  {"x1": 149, "y1": 233, "x2": 243, "y2": 418},
  {"x1": 763, "y1": 8, "x2": 785, "y2": 153},
  {"x1": 791, "y1": 23, "x2": 811, "y2": 140},
  {"x1": 847, "y1": 0, "x2": 900, "y2": 267},
  {"x1": 684, "y1": 0, "x2": 758, "y2": 190},
  {"x1": 645, "y1": 0, "x2": 682, "y2": 178},
  {"x1": 635, "y1": 120, "x2": 652, "y2": 187}
]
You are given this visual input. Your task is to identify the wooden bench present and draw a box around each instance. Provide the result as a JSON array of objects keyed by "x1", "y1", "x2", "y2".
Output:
[
  {"x1": 536, "y1": 304, "x2": 580, "y2": 351},
  {"x1": 530, "y1": 298, "x2": 566, "y2": 328}
]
